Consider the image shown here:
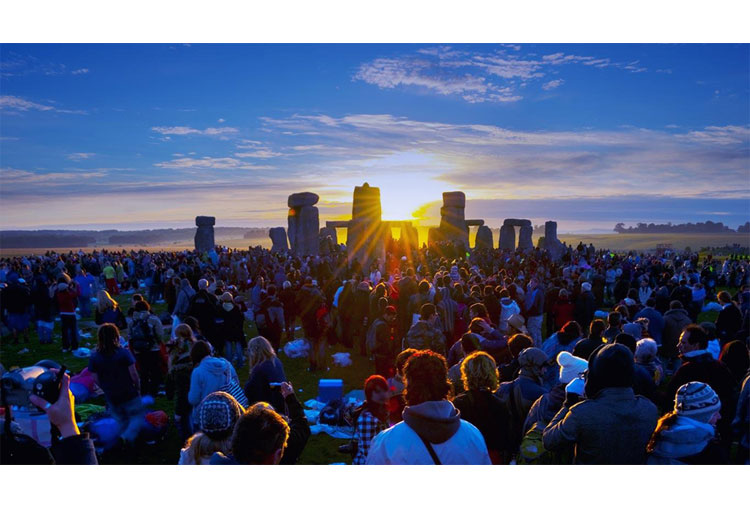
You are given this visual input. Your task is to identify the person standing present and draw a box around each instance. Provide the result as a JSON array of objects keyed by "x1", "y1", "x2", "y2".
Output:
[
  {"x1": 52, "y1": 279, "x2": 79, "y2": 352},
  {"x1": 352, "y1": 375, "x2": 389, "y2": 465},
  {"x1": 127, "y1": 300, "x2": 165, "y2": 397},
  {"x1": 523, "y1": 277, "x2": 545, "y2": 347}
]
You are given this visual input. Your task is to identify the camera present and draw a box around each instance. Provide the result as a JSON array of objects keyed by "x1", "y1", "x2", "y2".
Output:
[{"x1": 0, "y1": 361, "x2": 65, "y2": 410}]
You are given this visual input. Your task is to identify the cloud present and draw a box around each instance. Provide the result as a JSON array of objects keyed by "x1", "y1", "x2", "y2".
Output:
[
  {"x1": 151, "y1": 126, "x2": 239, "y2": 137},
  {"x1": 217, "y1": 118, "x2": 225, "y2": 123},
  {"x1": 0, "y1": 52, "x2": 91, "y2": 77},
  {"x1": 354, "y1": 46, "x2": 655, "y2": 103},
  {"x1": 66, "y1": 152, "x2": 95, "y2": 161},
  {"x1": 542, "y1": 79, "x2": 564, "y2": 90},
  {"x1": 676, "y1": 125, "x2": 750, "y2": 145},
  {"x1": 71, "y1": 68, "x2": 89, "y2": 75},
  {"x1": 153, "y1": 156, "x2": 268, "y2": 170},
  {"x1": 234, "y1": 149, "x2": 282, "y2": 159},
  {"x1": 0, "y1": 95, "x2": 86, "y2": 114}
]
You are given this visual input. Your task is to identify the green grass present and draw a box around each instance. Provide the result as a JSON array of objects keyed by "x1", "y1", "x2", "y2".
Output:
[{"x1": 0, "y1": 291, "x2": 378, "y2": 465}]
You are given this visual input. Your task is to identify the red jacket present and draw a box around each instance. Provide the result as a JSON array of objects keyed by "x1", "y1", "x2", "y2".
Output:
[{"x1": 56, "y1": 289, "x2": 78, "y2": 313}]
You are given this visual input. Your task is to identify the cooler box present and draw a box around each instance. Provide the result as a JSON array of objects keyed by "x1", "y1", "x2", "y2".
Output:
[{"x1": 318, "y1": 379, "x2": 343, "y2": 403}]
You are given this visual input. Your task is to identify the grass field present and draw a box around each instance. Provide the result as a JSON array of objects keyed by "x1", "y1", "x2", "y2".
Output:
[{"x1": 2, "y1": 231, "x2": 747, "y2": 258}]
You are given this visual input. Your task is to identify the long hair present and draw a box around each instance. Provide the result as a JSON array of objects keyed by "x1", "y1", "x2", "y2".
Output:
[
  {"x1": 646, "y1": 412, "x2": 679, "y2": 454},
  {"x1": 363, "y1": 375, "x2": 389, "y2": 422},
  {"x1": 97, "y1": 323, "x2": 120, "y2": 356},
  {"x1": 461, "y1": 351, "x2": 499, "y2": 392},
  {"x1": 96, "y1": 290, "x2": 117, "y2": 314},
  {"x1": 247, "y1": 336, "x2": 276, "y2": 371}
]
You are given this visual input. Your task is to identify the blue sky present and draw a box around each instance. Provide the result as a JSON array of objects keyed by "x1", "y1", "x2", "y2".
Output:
[{"x1": 1, "y1": 43, "x2": 748, "y2": 232}]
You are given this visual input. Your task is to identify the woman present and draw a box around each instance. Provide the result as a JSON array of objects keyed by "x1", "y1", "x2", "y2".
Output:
[
  {"x1": 551, "y1": 289, "x2": 575, "y2": 331},
  {"x1": 541, "y1": 321, "x2": 582, "y2": 363},
  {"x1": 647, "y1": 382, "x2": 728, "y2": 464},
  {"x1": 187, "y1": 341, "x2": 239, "y2": 422},
  {"x1": 243, "y1": 336, "x2": 287, "y2": 413},
  {"x1": 178, "y1": 391, "x2": 243, "y2": 465},
  {"x1": 94, "y1": 289, "x2": 126, "y2": 329},
  {"x1": 453, "y1": 351, "x2": 511, "y2": 464},
  {"x1": 352, "y1": 375, "x2": 389, "y2": 465},
  {"x1": 87, "y1": 323, "x2": 144, "y2": 444},
  {"x1": 172, "y1": 278, "x2": 196, "y2": 321},
  {"x1": 166, "y1": 323, "x2": 197, "y2": 441}
]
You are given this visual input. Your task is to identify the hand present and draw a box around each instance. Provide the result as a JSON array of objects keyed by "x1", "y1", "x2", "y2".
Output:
[
  {"x1": 30, "y1": 370, "x2": 79, "y2": 438},
  {"x1": 565, "y1": 377, "x2": 585, "y2": 396},
  {"x1": 280, "y1": 381, "x2": 294, "y2": 398}
]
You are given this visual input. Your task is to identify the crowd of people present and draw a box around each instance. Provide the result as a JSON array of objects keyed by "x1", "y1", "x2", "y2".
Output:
[{"x1": 1, "y1": 239, "x2": 749, "y2": 465}]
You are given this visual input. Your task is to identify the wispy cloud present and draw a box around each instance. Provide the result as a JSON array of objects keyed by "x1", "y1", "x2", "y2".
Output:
[
  {"x1": 0, "y1": 52, "x2": 90, "y2": 78},
  {"x1": 355, "y1": 46, "x2": 652, "y2": 103},
  {"x1": 71, "y1": 68, "x2": 89, "y2": 75},
  {"x1": 0, "y1": 95, "x2": 86, "y2": 114},
  {"x1": 542, "y1": 79, "x2": 564, "y2": 90},
  {"x1": 153, "y1": 156, "x2": 268, "y2": 170},
  {"x1": 66, "y1": 152, "x2": 95, "y2": 161},
  {"x1": 151, "y1": 126, "x2": 239, "y2": 136}
]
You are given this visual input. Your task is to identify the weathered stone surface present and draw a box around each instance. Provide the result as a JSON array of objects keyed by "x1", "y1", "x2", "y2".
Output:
[
  {"x1": 427, "y1": 227, "x2": 442, "y2": 246},
  {"x1": 442, "y1": 191, "x2": 466, "y2": 209},
  {"x1": 352, "y1": 183, "x2": 381, "y2": 221},
  {"x1": 297, "y1": 205, "x2": 319, "y2": 256},
  {"x1": 465, "y1": 219, "x2": 485, "y2": 227},
  {"x1": 504, "y1": 218, "x2": 532, "y2": 228},
  {"x1": 287, "y1": 210, "x2": 298, "y2": 252},
  {"x1": 475, "y1": 225, "x2": 493, "y2": 250},
  {"x1": 518, "y1": 224, "x2": 534, "y2": 251},
  {"x1": 287, "y1": 192, "x2": 319, "y2": 208},
  {"x1": 544, "y1": 220, "x2": 565, "y2": 261},
  {"x1": 499, "y1": 223, "x2": 516, "y2": 250},
  {"x1": 269, "y1": 227, "x2": 288, "y2": 252},
  {"x1": 194, "y1": 216, "x2": 215, "y2": 252},
  {"x1": 400, "y1": 222, "x2": 419, "y2": 253},
  {"x1": 195, "y1": 216, "x2": 215, "y2": 227}
]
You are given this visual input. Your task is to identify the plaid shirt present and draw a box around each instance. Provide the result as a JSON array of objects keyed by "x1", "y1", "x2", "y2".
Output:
[{"x1": 353, "y1": 409, "x2": 387, "y2": 465}]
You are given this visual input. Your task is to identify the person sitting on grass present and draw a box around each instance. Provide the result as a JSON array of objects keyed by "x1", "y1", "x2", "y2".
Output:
[{"x1": 178, "y1": 391, "x2": 243, "y2": 465}]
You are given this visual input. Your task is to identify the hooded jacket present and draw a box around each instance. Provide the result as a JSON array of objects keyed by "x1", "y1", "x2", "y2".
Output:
[
  {"x1": 499, "y1": 297, "x2": 521, "y2": 332},
  {"x1": 647, "y1": 416, "x2": 726, "y2": 464},
  {"x1": 542, "y1": 344, "x2": 658, "y2": 464},
  {"x1": 403, "y1": 320, "x2": 446, "y2": 356},
  {"x1": 365, "y1": 400, "x2": 491, "y2": 464},
  {"x1": 662, "y1": 308, "x2": 692, "y2": 359},
  {"x1": 188, "y1": 356, "x2": 239, "y2": 419}
]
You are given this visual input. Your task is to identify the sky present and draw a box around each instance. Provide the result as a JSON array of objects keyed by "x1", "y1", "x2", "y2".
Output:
[{"x1": 1, "y1": 43, "x2": 748, "y2": 233}]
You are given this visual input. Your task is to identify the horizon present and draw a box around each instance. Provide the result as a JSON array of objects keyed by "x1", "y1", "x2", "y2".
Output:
[{"x1": 1, "y1": 43, "x2": 749, "y2": 232}]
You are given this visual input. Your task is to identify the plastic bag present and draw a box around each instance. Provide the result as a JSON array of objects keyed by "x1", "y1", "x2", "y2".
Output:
[
  {"x1": 331, "y1": 352, "x2": 352, "y2": 367},
  {"x1": 283, "y1": 339, "x2": 311, "y2": 358}
]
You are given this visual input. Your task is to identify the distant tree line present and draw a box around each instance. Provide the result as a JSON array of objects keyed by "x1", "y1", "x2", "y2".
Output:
[{"x1": 614, "y1": 221, "x2": 748, "y2": 234}]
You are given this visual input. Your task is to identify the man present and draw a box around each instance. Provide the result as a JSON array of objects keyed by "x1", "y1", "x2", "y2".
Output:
[
  {"x1": 127, "y1": 300, "x2": 165, "y2": 397},
  {"x1": 715, "y1": 291, "x2": 742, "y2": 345},
  {"x1": 670, "y1": 279, "x2": 693, "y2": 313},
  {"x1": 396, "y1": 268, "x2": 418, "y2": 339},
  {"x1": 665, "y1": 324, "x2": 737, "y2": 443},
  {"x1": 366, "y1": 350, "x2": 491, "y2": 464},
  {"x1": 187, "y1": 279, "x2": 219, "y2": 349},
  {"x1": 3, "y1": 278, "x2": 32, "y2": 344},
  {"x1": 574, "y1": 282, "x2": 596, "y2": 335},
  {"x1": 662, "y1": 300, "x2": 692, "y2": 372},
  {"x1": 523, "y1": 277, "x2": 544, "y2": 347},
  {"x1": 403, "y1": 303, "x2": 446, "y2": 356},
  {"x1": 74, "y1": 269, "x2": 96, "y2": 319},
  {"x1": 634, "y1": 298, "x2": 665, "y2": 345},
  {"x1": 542, "y1": 344, "x2": 658, "y2": 464},
  {"x1": 603, "y1": 311, "x2": 622, "y2": 343},
  {"x1": 368, "y1": 305, "x2": 398, "y2": 377}
]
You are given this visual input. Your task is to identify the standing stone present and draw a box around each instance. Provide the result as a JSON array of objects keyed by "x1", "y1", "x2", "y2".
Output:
[
  {"x1": 319, "y1": 226, "x2": 338, "y2": 245},
  {"x1": 401, "y1": 222, "x2": 419, "y2": 254},
  {"x1": 319, "y1": 226, "x2": 338, "y2": 254},
  {"x1": 499, "y1": 223, "x2": 516, "y2": 250},
  {"x1": 269, "y1": 227, "x2": 288, "y2": 253},
  {"x1": 439, "y1": 191, "x2": 469, "y2": 247},
  {"x1": 347, "y1": 183, "x2": 386, "y2": 272},
  {"x1": 544, "y1": 220, "x2": 565, "y2": 261},
  {"x1": 194, "y1": 216, "x2": 215, "y2": 253},
  {"x1": 475, "y1": 225, "x2": 493, "y2": 250},
  {"x1": 427, "y1": 227, "x2": 442, "y2": 247},
  {"x1": 518, "y1": 224, "x2": 534, "y2": 251},
  {"x1": 287, "y1": 192, "x2": 320, "y2": 256}
]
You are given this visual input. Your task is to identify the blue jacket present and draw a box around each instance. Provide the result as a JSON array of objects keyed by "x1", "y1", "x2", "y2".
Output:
[{"x1": 634, "y1": 307, "x2": 665, "y2": 344}]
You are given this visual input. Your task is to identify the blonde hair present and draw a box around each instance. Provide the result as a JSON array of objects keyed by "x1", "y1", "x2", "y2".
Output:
[
  {"x1": 174, "y1": 323, "x2": 195, "y2": 344},
  {"x1": 247, "y1": 336, "x2": 276, "y2": 371},
  {"x1": 181, "y1": 432, "x2": 232, "y2": 465},
  {"x1": 96, "y1": 290, "x2": 118, "y2": 314},
  {"x1": 461, "y1": 351, "x2": 499, "y2": 392}
]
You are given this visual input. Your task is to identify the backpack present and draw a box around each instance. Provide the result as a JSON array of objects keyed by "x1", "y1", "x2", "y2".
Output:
[
  {"x1": 366, "y1": 319, "x2": 385, "y2": 355},
  {"x1": 517, "y1": 422, "x2": 551, "y2": 464},
  {"x1": 129, "y1": 319, "x2": 156, "y2": 353}
]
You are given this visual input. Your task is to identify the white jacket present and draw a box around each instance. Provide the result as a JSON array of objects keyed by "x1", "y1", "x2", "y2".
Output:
[{"x1": 366, "y1": 401, "x2": 491, "y2": 465}]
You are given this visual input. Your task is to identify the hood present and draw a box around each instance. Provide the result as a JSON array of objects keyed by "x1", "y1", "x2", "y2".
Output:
[
  {"x1": 132, "y1": 310, "x2": 151, "y2": 321},
  {"x1": 403, "y1": 400, "x2": 461, "y2": 444},
  {"x1": 650, "y1": 416, "x2": 715, "y2": 459},
  {"x1": 411, "y1": 320, "x2": 436, "y2": 333},
  {"x1": 500, "y1": 297, "x2": 516, "y2": 307},
  {"x1": 200, "y1": 356, "x2": 232, "y2": 374}
]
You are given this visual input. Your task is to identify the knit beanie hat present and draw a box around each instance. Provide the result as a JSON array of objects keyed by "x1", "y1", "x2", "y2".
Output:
[
  {"x1": 197, "y1": 392, "x2": 244, "y2": 440},
  {"x1": 675, "y1": 382, "x2": 721, "y2": 423},
  {"x1": 518, "y1": 347, "x2": 549, "y2": 383},
  {"x1": 557, "y1": 351, "x2": 588, "y2": 384}
]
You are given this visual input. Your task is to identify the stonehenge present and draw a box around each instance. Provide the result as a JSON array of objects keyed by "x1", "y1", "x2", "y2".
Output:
[
  {"x1": 269, "y1": 227, "x2": 289, "y2": 253},
  {"x1": 544, "y1": 220, "x2": 566, "y2": 261},
  {"x1": 475, "y1": 225, "x2": 494, "y2": 250},
  {"x1": 194, "y1": 216, "x2": 215, "y2": 252},
  {"x1": 499, "y1": 218, "x2": 534, "y2": 251},
  {"x1": 438, "y1": 191, "x2": 469, "y2": 247},
  {"x1": 287, "y1": 192, "x2": 320, "y2": 256}
]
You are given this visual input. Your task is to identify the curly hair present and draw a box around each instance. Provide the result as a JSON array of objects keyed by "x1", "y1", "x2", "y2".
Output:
[
  {"x1": 403, "y1": 350, "x2": 451, "y2": 405},
  {"x1": 461, "y1": 351, "x2": 499, "y2": 392},
  {"x1": 231, "y1": 402, "x2": 290, "y2": 465}
]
